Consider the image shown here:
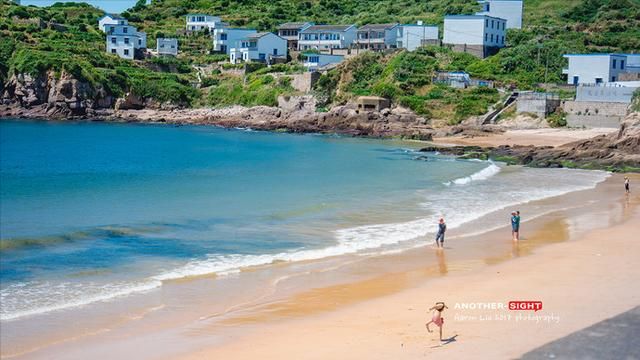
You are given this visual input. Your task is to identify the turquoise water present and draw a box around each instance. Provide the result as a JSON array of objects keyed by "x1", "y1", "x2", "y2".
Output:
[{"x1": 0, "y1": 120, "x2": 608, "y2": 321}]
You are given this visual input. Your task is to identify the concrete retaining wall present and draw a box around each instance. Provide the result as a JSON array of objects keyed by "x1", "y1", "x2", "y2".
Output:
[
  {"x1": 517, "y1": 98, "x2": 561, "y2": 118},
  {"x1": 576, "y1": 85, "x2": 637, "y2": 103},
  {"x1": 562, "y1": 100, "x2": 628, "y2": 128}
]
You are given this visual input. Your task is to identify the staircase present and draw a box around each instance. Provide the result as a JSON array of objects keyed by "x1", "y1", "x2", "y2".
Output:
[{"x1": 482, "y1": 92, "x2": 518, "y2": 125}]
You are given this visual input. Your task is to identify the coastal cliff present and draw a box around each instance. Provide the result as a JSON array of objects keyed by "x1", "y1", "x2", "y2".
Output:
[{"x1": 420, "y1": 112, "x2": 640, "y2": 172}]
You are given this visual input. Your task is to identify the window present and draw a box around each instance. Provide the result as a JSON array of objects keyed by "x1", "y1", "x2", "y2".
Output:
[
  {"x1": 490, "y1": 34, "x2": 494, "y2": 42},
  {"x1": 124, "y1": 49, "x2": 129, "y2": 56},
  {"x1": 111, "y1": 37, "x2": 116, "y2": 44},
  {"x1": 123, "y1": 27, "x2": 128, "y2": 34},
  {"x1": 138, "y1": 39, "x2": 142, "y2": 46},
  {"x1": 612, "y1": 76, "x2": 616, "y2": 82},
  {"x1": 502, "y1": 36, "x2": 504, "y2": 44},
  {"x1": 573, "y1": 76, "x2": 579, "y2": 85},
  {"x1": 220, "y1": 33, "x2": 227, "y2": 40},
  {"x1": 273, "y1": 48, "x2": 278, "y2": 55},
  {"x1": 109, "y1": 26, "x2": 114, "y2": 33},
  {"x1": 485, "y1": 19, "x2": 488, "y2": 27},
  {"x1": 485, "y1": 33, "x2": 487, "y2": 41},
  {"x1": 491, "y1": 20, "x2": 494, "y2": 28},
  {"x1": 595, "y1": 78, "x2": 603, "y2": 84},
  {"x1": 124, "y1": 37, "x2": 129, "y2": 44},
  {"x1": 621, "y1": 60, "x2": 625, "y2": 69},
  {"x1": 111, "y1": 49, "x2": 116, "y2": 54},
  {"x1": 613, "y1": 59, "x2": 617, "y2": 69}
]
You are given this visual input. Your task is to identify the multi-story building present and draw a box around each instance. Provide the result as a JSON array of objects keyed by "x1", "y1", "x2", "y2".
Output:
[
  {"x1": 396, "y1": 21, "x2": 439, "y2": 51},
  {"x1": 106, "y1": 24, "x2": 147, "y2": 60},
  {"x1": 185, "y1": 14, "x2": 225, "y2": 32},
  {"x1": 297, "y1": 25, "x2": 357, "y2": 52},
  {"x1": 355, "y1": 23, "x2": 399, "y2": 51},
  {"x1": 213, "y1": 27, "x2": 257, "y2": 55},
  {"x1": 277, "y1": 22, "x2": 314, "y2": 51},
  {"x1": 157, "y1": 38, "x2": 178, "y2": 56},
  {"x1": 229, "y1": 32, "x2": 287, "y2": 64},
  {"x1": 563, "y1": 54, "x2": 632, "y2": 85},
  {"x1": 476, "y1": 0, "x2": 523, "y2": 29},
  {"x1": 443, "y1": 15, "x2": 506, "y2": 58},
  {"x1": 98, "y1": 14, "x2": 128, "y2": 33}
]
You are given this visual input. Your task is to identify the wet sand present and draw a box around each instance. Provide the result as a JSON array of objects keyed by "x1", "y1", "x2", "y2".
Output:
[
  {"x1": 3, "y1": 174, "x2": 638, "y2": 359},
  {"x1": 178, "y1": 174, "x2": 640, "y2": 360}
]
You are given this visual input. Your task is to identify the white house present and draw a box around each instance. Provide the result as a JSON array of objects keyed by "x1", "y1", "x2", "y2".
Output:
[
  {"x1": 625, "y1": 54, "x2": 640, "y2": 72},
  {"x1": 476, "y1": 0, "x2": 523, "y2": 29},
  {"x1": 213, "y1": 27, "x2": 257, "y2": 55},
  {"x1": 98, "y1": 14, "x2": 128, "y2": 33},
  {"x1": 298, "y1": 25, "x2": 357, "y2": 52},
  {"x1": 277, "y1": 22, "x2": 314, "y2": 50},
  {"x1": 106, "y1": 24, "x2": 147, "y2": 60},
  {"x1": 157, "y1": 38, "x2": 178, "y2": 56},
  {"x1": 185, "y1": 14, "x2": 225, "y2": 32},
  {"x1": 302, "y1": 53, "x2": 344, "y2": 71},
  {"x1": 563, "y1": 54, "x2": 633, "y2": 85},
  {"x1": 443, "y1": 15, "x2": 506, "y2": 58},
  {"x1": 355, "y1": 23, "x2": 399, "y2": 50},
  {"x1": 229, "y1": 32, "x2": 287, "y2": 64},
  {"x1": 397, "y1": 21, "x2": 439, "y2": 51}
]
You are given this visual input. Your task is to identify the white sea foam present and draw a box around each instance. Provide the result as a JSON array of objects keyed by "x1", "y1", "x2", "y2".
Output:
[
  {"x1": 0, "y1": 167, "x2": 610, "y2": 322},
  {"x1": 0, "y1": 280, "x2": 161, "y2": 321},
  {"x1": 445, "y1": 161, "x2": 501, "y2": 186}
]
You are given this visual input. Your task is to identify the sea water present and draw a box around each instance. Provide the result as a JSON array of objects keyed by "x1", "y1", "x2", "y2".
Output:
[{"x1": 0, "y1": 120, "x2": 609, "y2": 322}]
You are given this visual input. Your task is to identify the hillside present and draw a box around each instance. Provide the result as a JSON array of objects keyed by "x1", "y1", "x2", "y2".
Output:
[{"x1": 1, "y1": 0, "x2": 639, "y2": 121}]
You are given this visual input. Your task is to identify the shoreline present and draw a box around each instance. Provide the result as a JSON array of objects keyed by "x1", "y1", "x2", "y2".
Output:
[
  {"x1": 3, "y1": 173, "x2": 636, "y2": 359},
  {"x1": 177, "y1": 174, "x2": 640, "y2": 359}
]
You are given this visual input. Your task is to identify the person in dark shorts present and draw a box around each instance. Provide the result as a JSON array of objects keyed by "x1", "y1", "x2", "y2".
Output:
[
  {"x1": 511, "y1": 211, "x2": 520, "y2": 241},
  {"x1": 435, "y1": 218, "x2": 446, "y2": 248},
  {"x1": 625, "y1": 177, "x2": 630, "y2": 194}
]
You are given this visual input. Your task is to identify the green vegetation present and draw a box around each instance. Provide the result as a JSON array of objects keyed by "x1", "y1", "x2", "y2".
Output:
[
  {"x1": 1, "y1": 0, "x2": 639, "y2": 117},
  {"x1": 546, "y1": 109, "x2": 567, "y2": 127}
]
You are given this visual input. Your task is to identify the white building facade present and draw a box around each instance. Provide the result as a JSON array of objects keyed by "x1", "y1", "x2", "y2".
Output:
[
  {"x1": 98, "y1": 14, "x2": 128, "y2": 33},
  {"x1": 355, "y1": 23, "x2": 399, "y2": 50},
  {"x1": 443, "y1": 15, "x2": 506, "y2": 58},
  {"x1": 298, "y1": 25, "x2": 357, "y2": 52},
  {"x1": 476, "y1": 0, "x2": 523, "y2": 29},
  {"x1": 229, "y1": 32, "x2": 287, "y2": 64},
  {"x1": 302, "y1": 53, "x2": 344, "y2": 71},
  {"x1": 185, "y1": 14, "x2": 224, "y2": 32},
  {"x1": 397, "y1": 22, "x2": 439, "y2": 51},
  {"x1": 106, "y1": 24, "x2": 147, "y2": 60},
  {"x1": 562, "y1": 54, "x2": 630, "y2": 85},
  {"x1": 157, "y1": 38, "x2": 178, "y2": 56},
  {"x1": 213, "y1": 28, "x2": 257, "y2": 55}
]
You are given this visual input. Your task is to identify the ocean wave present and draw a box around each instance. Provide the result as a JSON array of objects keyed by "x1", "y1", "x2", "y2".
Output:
[
  {"x1": 445, "y1": 161, "x2": 501, "y2": 186},
  {"x1": 0, "y1": 280, "x2": 161, "y2": 321},
  {"x1": 0, "y1": 168, "x2": 610, "y2": 321}
]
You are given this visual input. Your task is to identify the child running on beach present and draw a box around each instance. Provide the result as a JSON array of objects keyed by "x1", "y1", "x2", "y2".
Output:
[
  {"x1": 425, "y1": 302, "x2": 448, "y2": 341},
  {"x1": 435, "y1": 218, "x2": 446, "y2": 248}
]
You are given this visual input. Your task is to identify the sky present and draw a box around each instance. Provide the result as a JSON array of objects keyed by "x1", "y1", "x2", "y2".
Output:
[{"x1": 20, "y1": 0, "x2": 141, "y2": 13}]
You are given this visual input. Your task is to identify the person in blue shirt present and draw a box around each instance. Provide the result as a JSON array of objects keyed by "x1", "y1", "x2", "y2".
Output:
[
  {"x1": 511, "y1": 211, "x2": 521, "y2": 241},
  {"x1": 435, "y1": 218, "x2": 446, "y2": 248}
]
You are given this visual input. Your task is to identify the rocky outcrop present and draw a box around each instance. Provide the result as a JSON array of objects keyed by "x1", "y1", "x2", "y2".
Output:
[
  {"x1": 1, "y1": 71, "x2": 113, "y2": 117},
  {"x1": 420, "y1": 112, "x2": 640, "y2": 172}
]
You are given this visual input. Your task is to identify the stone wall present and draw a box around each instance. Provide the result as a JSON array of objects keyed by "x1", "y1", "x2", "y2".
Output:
[
  {"x1": 562, "y1": 100, "x2": 628, "y2": 128},
  {"x1": 517, "y1": 97, "x2": 561, "y2": 119},
  {"x1": 269, "y1": 72, "x2": 320, "y2": 93}
]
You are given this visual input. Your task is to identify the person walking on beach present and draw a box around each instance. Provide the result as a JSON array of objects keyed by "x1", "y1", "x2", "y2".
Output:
[
  {"x1": 426, "y1": 302, "x2": 448, "y2": 341},
  {"x1": 625, "y1": 177, "x2": 630, "y2": 194},
  {"x1": 435, "y1": 218, "x2": 446, "y2": 248},
  {"x1": 511, "y1": 211, "x2": 520, "y2": 241}
]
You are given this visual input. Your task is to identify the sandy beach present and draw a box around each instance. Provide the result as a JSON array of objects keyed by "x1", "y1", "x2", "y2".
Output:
[
  {"x1": 433, "y1": 127, "x2": 618, "y2": 147},
  {"x1": 178, "y1": 174, "x2": 640, "y2": 360}
]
